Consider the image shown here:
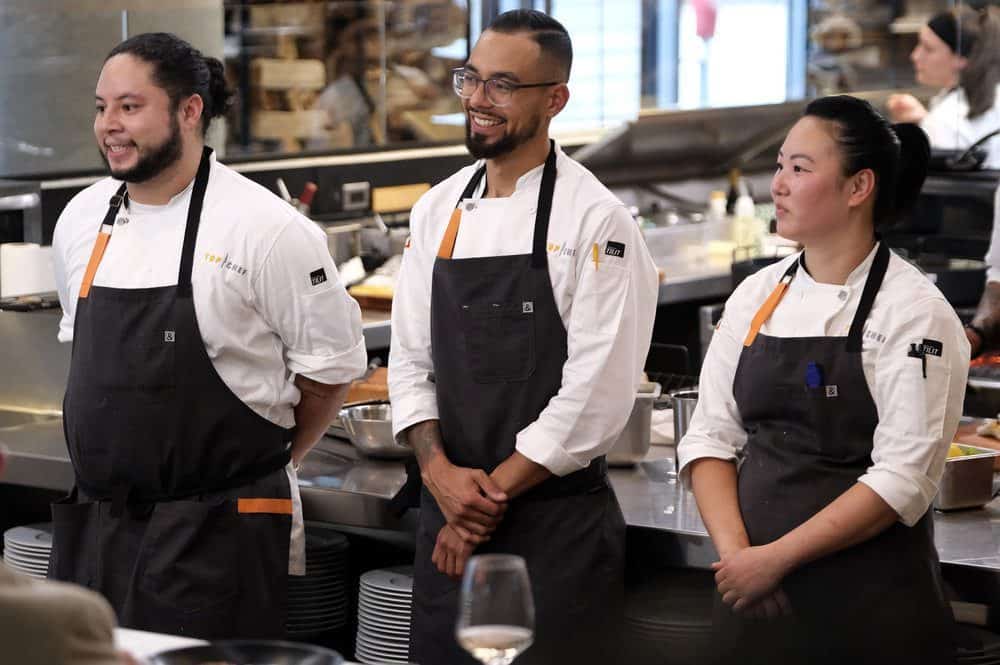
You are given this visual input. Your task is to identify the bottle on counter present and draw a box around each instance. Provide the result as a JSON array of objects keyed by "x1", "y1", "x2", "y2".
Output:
[
  {"x1": 706, "y1": 190, "x2": 727, "y2": 223},
  {"x1": 725, "y1": 168, "x2": 752, "y2": 215},
  {"x1": 732, "y1": 191, "x2": 765, "y2": 254}
]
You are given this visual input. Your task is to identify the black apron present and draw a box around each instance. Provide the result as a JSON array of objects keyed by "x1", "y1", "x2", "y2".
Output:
[
  {"x1": 48, "y1": 147, "x2": 295, "y2": 640},
  {"x1": 410, "y1": 142, "x2": 626, "y2": 665},
  {"x1": 713, "y1": 242, "x2": 955, "y2": 665}
]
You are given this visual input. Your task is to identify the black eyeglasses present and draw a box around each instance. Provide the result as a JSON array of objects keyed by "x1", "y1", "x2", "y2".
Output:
[{"x1": 452, "y1": 68, "x2": 561, "y2": 107}]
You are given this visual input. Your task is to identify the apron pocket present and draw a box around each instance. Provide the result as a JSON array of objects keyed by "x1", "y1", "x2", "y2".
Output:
[
  {"x1": 462, "y1": 301, "x2": 536, "y2": 383},
  {"x1": 48, "y1": 496, "x2": 98, "y2": 586},
  {"x1": 138, "y1": 499, "x2": 239, "y2": 612}
]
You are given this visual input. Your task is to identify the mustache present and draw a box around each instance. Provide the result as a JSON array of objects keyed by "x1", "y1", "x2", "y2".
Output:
[{"x1": 467, "y1": 107, "x2": 505, "y2": 121}]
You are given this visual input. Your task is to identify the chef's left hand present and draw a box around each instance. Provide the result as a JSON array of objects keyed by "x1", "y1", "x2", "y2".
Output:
[
  {"x1": 713, "y1": 544, "x2": 791, "y2": 612},
  {"x1": 432, "y1": 524, "x2": 475, "y2": 579}
]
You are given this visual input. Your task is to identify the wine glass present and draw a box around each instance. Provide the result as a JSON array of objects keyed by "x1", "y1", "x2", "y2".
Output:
[{"x1": 455, "y1": 554, "x2": 535, "y2": 665}]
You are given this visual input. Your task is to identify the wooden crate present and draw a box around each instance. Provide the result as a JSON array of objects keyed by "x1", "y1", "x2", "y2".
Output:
[
  {"x1": 251, "y1": 58, "x2": 326, "y2": 90},
  {"x1": 251, "y1": 110, "x2": 328, "y2": 139},
  {"x1": 249, "y1": 3, "x2": 325, "y2": 30}
]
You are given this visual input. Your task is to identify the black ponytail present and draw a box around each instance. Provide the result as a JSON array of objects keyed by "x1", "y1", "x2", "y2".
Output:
[
  {"x1": 107, "y1": 32, "x2": 233, "y2": 136},
  {"x1": 804, "y1": 95, "x2": 929, "y2": 228},
  {"x1": 889, "y1": 122, "x2": 930, "y2": 222}
]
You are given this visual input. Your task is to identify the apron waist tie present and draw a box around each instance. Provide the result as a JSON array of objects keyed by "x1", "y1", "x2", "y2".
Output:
[{"x1": 77, "y1": 449, "x2": 292, "y2": 508}]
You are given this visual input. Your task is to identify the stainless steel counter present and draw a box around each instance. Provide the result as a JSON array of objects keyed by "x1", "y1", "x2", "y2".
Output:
[{"x1": 8, "y1": 425, "x2": 1000, "y2": 575}]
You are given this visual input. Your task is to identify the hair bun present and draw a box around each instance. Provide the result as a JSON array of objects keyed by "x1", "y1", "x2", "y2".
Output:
[
  {"x1": 890, "y1": 123, "x2": 930, "y2": 218},
  {"x1": 204, "y1": 56, "x2": 233, "y2": 119}
]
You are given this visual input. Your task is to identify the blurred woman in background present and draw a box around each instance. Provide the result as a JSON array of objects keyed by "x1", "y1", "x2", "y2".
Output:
[{"x1": 888, "y1": 6, "x2": 1000, "y2": 169}]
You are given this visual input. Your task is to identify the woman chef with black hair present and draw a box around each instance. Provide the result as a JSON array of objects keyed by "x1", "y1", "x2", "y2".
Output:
[{"x1": 678, "y1": 96, "x2": 969, "y2": 664}]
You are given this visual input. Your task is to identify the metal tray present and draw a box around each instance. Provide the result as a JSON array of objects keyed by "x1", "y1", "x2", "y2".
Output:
[{"x1": 934, "y1": 444, "x2": 1000, "y2": 511}]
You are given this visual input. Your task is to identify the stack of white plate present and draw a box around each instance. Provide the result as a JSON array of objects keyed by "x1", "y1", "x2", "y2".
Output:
[
  {"x1": 285, "y1": 524, "x2": 350, "y2": 638},
  {"x1": 355, "y1": 566, "x2": 414, "y2": 664},
  {"x1": 3, "y1": 523, "x2": 52, "y2": 579}
]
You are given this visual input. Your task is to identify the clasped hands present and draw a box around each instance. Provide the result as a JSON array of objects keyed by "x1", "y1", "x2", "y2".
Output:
[
  {"x1": 713, "y1": 543, "x2": 794, "y2": 621},
  {"x1": 424, "y1": 458, "x2": 508, "y2": 578}
]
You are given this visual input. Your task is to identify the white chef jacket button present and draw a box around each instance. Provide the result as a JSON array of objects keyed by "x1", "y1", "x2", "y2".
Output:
[
  {"x1": 465, "y1": 202, "x2": 476, "y2": 212},
  {"x1": 838, "y1": 290, "x2": 847, "y2": 301}
]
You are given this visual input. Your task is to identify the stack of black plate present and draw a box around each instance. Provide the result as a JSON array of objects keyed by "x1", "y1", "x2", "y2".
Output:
[
  {"x1": 285, "y1": 524, "x2": 351, "y2": 639},
  {"x1": 957, "y1": 624, "x2": 1000, "y2": 664},
  {"x1": 623, "y1": 569, "x2": 715, "y2": 665}
]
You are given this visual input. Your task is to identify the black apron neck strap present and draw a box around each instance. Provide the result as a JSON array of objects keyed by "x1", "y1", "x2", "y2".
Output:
[
  {"x1": 101, "y1": 183, "x2": 129, "y2": 229},
  {"x1": 177, "y1": 146, "x2": 214, "y2": 297},
  {"x1": 846, "y1": 241, "x2": 890, "y2": 352},
  {"x1": 450, "y1": 140, "x2": 558, "y2": 269},
  {"x1": 531, "y1": 139, "x2": 558, "y2": 269},
  {"x1": 455, "y1": 165, "x2": 486, "y2": 206}
]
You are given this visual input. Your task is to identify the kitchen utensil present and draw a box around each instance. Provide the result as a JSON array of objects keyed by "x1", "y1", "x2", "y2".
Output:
[
  {"x1": 456, "y1": 555, "x2": 535, "y2": 665},
  {"x1": 671, "y1": 390, "x2": 699, "y2": 444},
  {"x1": 339, "y1": 402, "x2": 412, "y2": 459},
  {"x1": 607, "y1": 382, "x2": 662, "y2": 466},
  {"x1": 298, "y1": 181, "x2": 318, "y2": 215},
  {"x1": 671, "y1": 390, "x2": 699, "y2": 476},
  {"x1": 148, "y1": 640, "x2": 343, "y2": 665},
  {"x1": 934, "y1": 443, "x2": 1000, "y2": 511}
]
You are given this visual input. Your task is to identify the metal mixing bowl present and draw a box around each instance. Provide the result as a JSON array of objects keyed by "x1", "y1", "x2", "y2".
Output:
[{"x1": 339, "y1": 402, "x2": 412, "y2": 459}]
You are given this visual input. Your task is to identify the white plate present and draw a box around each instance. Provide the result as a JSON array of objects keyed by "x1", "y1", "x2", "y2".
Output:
[
  {"x1": 355, "y1": 634, "x2": 410, "y2": 657},
  {"x1": 360, "y1": 567, "x2": 414, "y2": 593},
  {"x1": 3, "y1": 542, "x2": 52, "y2": 559},
  {"x1": 359, "y1": 587, "x2": 412, "y2": 603},
  {"x1": 358, "y1": 600, "x2": 411, "y2": 615},
  {"x1": 4, "y1": 524, "x2": 53, "y2": 549},
  {"x1": 358, "y1": 629, "x2": 410, "y2": 648},
  {"x1": 3, "y1": 558, "x2": 48, "y2": 574},
  {"x1": 358, "y1": 609, "x2": 411, "y2": 629}
]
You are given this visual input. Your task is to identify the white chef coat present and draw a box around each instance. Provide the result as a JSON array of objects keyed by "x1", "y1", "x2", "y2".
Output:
[
  {"x1": 983, "y1": 183, "x2": 1000, "y2": 283},
  {"x1": 388, "y1": 143, "x2": 659, "y2": 476},
  {"x1": 922, "y1": 85, "x2": 1000, "y2": 170},
  {"x1": 52, "y1": 153, "x2": 368, "y2": 574},
  {"x1": 678, "y1": 244, "x2": 970, "y2": 527}
]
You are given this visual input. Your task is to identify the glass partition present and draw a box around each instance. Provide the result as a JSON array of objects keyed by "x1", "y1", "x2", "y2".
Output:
[
  {"x1": 0, "y1": 0, "x2": 985, "y2": 179},
  {"x1": 223, "y1": 0, "x2": 468, "y2": 157}
]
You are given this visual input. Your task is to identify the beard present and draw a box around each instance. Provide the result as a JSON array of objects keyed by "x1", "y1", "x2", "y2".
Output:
[
  {"x1": 99, "y1": 115, "x2": 183, "y2": 184},
  {"x1": 465, "y1": 110, "x2": 544, "y2": 160}
]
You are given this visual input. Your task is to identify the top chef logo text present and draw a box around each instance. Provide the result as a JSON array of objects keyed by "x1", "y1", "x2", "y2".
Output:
[
  {"x1": 204, "y1": 252, "x2": 248, "y2": 277},
  {"x1": 547, "y1": 241, "x2": 576, "y2": 258}
]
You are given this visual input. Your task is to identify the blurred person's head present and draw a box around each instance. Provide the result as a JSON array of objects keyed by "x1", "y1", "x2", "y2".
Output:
[
  {"x1": 95, "y1": 32, "x2": 232, "y2": 184},
  {"x1": 771, "y1": 96, "x2": 929, "y2": 246},
  {"x1": 459, "y1": 10, "x2": 571, "y2": 161},
  {"x1": 913, "y1": 7, "x2": 1000, "y2": 119}
]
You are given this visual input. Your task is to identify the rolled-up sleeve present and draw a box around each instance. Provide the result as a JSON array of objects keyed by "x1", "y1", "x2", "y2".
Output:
[
  {"x1": 253, "y1": 216, "x2": 367, "y2": 385},
  {"x1": 859, "y1": 296, "x2": 970, "y2": 526},
  {"x1": 514, "y1": 205, "x2": 659, "y2": 476},
  {"x1": 676, "y1": 286, "x2": 752, "y2": 487},
  {"x1": 388, "y1": 198, "x2": 440, "y2": 441}
]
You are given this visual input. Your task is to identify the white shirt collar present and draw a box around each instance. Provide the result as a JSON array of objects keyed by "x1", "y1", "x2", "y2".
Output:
[
  {"x1": 472, "y1": 141, "x2": 563, "y2": 199},
  {"x1": 797, "y1": 241, "x2": 880, "y2": 289},
  {"x1": 124, "y1": 150, "x2": 214, "y2": 212}
]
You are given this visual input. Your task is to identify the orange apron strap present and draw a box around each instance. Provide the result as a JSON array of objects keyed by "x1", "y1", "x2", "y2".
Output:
[
  {"x1": 437, "y1": 207, "x2": 463, "y2": 259},
  {"x1": 78, "y1": 229, "x2": 112, "y2": 299},
  {"x1": 743, "y1": 274, "x2": 793, "y2": 347},
  {"x1": 237, "y1": 498, "x2": 293, "y2": 515}
]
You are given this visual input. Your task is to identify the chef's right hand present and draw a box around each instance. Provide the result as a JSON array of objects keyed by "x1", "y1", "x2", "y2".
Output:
[
  {"x1": 424, "y1": 457, "x2": 508, "y2": 543},
  {"x1": 742, "y1": 588, "x2": 793, "y2": 621},
  {"x1": 886, "y1": 93, "x2": 927, "y2": 124}
]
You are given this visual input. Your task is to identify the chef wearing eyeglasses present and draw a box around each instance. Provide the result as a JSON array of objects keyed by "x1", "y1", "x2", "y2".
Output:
[{"x1": 388, "y1": 9, "x2": 658, "y2": 665}]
